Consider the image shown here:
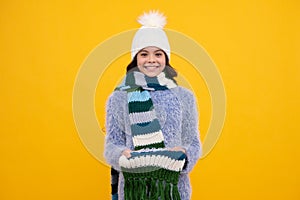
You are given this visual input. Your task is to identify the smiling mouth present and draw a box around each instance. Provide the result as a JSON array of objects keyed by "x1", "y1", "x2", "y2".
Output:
[{"x1": 144, "y1": 65, "x2": 159, "y2": 69}]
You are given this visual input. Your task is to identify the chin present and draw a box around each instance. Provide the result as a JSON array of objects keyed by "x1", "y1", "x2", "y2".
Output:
[
  {"x1": 144, "y1": 72, "x2": 160, "y2": 77},
  {"x1": 143, "y1": 69, "x2": 163, "y2": 77}
]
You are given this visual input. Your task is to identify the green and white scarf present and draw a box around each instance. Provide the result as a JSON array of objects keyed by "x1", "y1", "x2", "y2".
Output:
[{"x1": 116, "y1": 71, "x2": 186, "y2": 200}]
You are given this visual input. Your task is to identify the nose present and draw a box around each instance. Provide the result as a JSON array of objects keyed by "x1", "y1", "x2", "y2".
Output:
[{"x1": 148, "y1": 54, "x2": 156, "y2": 63}]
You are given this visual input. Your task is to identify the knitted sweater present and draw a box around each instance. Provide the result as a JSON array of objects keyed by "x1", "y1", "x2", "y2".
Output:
[{"x1": 104, "y1": 86, "x2": 202, "y2": 200}]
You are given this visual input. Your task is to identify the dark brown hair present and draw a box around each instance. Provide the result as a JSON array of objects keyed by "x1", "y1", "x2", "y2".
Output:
[{"x1": 126, "y1": 51, "x2": 178, "y2": 80}]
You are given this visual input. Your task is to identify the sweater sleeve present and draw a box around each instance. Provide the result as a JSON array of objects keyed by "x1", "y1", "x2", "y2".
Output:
[
  {"x1": 180, "y1": 88, "x2": 202, "y2": 174},
  {"x1": 104, "y1": 93, "x2": 128, "y2": 171}
]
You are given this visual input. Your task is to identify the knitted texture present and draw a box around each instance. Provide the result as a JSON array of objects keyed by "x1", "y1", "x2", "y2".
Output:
[
  {"x1": 111, "y1": 167, "x2": 119, "y2": 200},
  {"x1": 131, "y1": 11, "x2": 171, "y2": 59},
  {"x1": 115, "y1": 71, "x2": 177, "y2": 150},
  {"x1": 120, "y1": 150, "x2": 186, "y2": 200},
  {"x1": 115, "y1": 71, "x2": 186, "y2": 200},
  {"x1": 104, "y1": 86, "x2": 202, "y2": 200}
]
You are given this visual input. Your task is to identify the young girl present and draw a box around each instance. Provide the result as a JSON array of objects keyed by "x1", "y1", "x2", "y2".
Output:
[{"x1": 104, "y1": 11, "x2": 202, "y2": 200}]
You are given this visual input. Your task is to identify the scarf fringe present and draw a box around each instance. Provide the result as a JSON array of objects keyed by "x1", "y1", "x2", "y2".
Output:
[
  {"x1": 124, "y1": 178, "x2": 181, "y2": 200},
  {"x1": 123, "y1": 169, "x2": 181, "y2": 200}
]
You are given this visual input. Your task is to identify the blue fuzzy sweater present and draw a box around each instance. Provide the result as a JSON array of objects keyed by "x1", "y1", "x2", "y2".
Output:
[{"x1": 104, "y1": 86, "x2": 202, "y2": 200}]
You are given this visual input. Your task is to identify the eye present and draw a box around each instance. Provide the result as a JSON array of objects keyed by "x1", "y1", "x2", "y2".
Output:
[
  {"x1": 139, "y1": 52, "x2": 148, "y2": 57},
  {"x1": 155, "y1": 52, "x2": 163, "y2": 57}
]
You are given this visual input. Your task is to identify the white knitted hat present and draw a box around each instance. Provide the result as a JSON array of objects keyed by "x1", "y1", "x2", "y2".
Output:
[{"x1": 131, "y1": 11, "x2": 171, "y2": 59}]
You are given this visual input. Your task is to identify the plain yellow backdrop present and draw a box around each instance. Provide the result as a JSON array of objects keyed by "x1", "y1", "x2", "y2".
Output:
[{"x1": 1, "y1": 0, "x2": 299, "y2": 199}]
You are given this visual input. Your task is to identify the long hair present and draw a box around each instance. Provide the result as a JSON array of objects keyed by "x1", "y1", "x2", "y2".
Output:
[{"x1": 126, "y1": 51, "x2": 178, "y2": 80}]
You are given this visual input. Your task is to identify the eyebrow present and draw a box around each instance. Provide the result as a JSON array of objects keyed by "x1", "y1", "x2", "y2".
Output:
[{"x1": 139, "y1": 49, "x2": 163, "y2": 53}]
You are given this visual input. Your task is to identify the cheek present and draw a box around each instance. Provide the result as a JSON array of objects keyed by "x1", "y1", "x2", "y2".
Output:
[
  {"x1": 137, "y1": 57, "x2": 144, "y2": 66},
  {"x1": 160, "y1": 58, "x2": 166, "y2": 66}
]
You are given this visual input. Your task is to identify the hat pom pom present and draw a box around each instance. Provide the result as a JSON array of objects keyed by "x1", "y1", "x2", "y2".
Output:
[{"x1": 137, "y1": 10, "x2": 166, "y2": 28}]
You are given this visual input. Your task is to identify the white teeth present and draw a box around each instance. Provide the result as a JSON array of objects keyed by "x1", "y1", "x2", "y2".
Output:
[{"x1": 144, "y1": 66, "x2": 158, "y2": 68}]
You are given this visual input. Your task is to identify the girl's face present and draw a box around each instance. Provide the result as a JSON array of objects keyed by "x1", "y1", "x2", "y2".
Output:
[{"x1": 137, "y1": 46, "x2": 166, "y2": 77}]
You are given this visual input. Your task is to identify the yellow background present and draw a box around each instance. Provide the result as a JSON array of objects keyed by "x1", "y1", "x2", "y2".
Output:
[{"x1": 1, "y1": 0, "x2": 299, "y2": 199}]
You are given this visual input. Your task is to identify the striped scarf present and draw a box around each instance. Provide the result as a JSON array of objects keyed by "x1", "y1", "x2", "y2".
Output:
[{"x1": 115, "y1": 71, "x2": 186, "y2": 200}]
